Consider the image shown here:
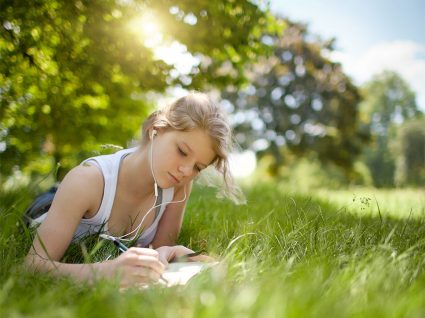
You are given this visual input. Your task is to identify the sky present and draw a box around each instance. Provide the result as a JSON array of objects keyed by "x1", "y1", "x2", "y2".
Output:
[{"x1": 270, "y1": 0, "x2": 425, "y2": 110}]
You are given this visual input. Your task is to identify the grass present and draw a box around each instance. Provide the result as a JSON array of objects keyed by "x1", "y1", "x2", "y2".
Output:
[{"x1": 1, "y1": 181, "x2": 425, "y2": 317}]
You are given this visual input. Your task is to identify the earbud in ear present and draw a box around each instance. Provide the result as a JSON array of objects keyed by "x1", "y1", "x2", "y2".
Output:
[{"x1": 151, "y1": 129, "x2": 157, "y2": 140}]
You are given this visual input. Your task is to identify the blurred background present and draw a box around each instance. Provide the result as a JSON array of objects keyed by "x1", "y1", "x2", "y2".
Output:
[{"x1": 1, "y1": 0, "x2": 424, "y2": 192}]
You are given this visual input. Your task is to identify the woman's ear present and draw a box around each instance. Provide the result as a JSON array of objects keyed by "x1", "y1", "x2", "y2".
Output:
[
  {"x1": 150, "y1": 129, "x2": 157, "y2": 140},
  {"x1": 149, "y1": 126, "x2": 160, "y2": 140}
]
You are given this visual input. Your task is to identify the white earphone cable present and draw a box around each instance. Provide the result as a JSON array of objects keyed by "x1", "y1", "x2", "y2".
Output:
[
  {"x1": 115, "y1": 187, "x2": 186, "y2": 242},
  {"x1": 151, "y1": 130, "x2": 159, "y2": 198},
  {"x1": 112, "y1": 129, "x2": 186, "y2": 242}
]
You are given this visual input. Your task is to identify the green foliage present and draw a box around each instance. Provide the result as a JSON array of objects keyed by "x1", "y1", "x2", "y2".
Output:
[
  {"x1": 361, "y1": 71, "x2": 420, "y2": 132},
  {"x1": 253, "y1": 154, "x2": 372, "y2": 190},
  {"x1": 359, "y1": 71, "x2": 422, "y2": 187},
  {"x1": 0, "y1": 0, "x2": 165, "y2": 177},
  {"x1": 149, "y1": 0, "x2": 281, "y2": 89},
  {"x1": 2, "y1": 183, "x2": 425, "y2": 316},
  {"x1": 224, "y1": 20, "x2": 365, "y2": 174},
  {"x1": 393, "y1": 117, "x2": 425, "y2": 186},
  {"x1": 0, "y1": 0, "x2": 277, "y2": 179},
  {"x1": 280, "y1": 158, "x2": 373, "y2": 189}
]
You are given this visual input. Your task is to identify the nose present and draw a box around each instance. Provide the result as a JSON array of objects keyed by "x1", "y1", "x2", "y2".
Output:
[{"x1": 178, "y1": 164, "x2": 192, "y2": 177}]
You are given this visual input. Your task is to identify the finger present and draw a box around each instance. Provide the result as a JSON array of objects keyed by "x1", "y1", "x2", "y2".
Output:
[
  {"x1": 133, "y1": 255, "x2": 165, "y2": 274},
  {"x1": 189, "y1": 254, "x2": 216, "y2": 262},
  {"x1": 128, "y1": 247, "x2": 159, "y2": 258},
  {"x1": 174, "y1": 245, "x2": 195, "y2": 256},
  {"x1": 169, "y1": 246, "x2": 196, "y2": 262},
  {"x1": 122, "y1": 253, "x2": 164, "y2": 273},
  {"x1": 158, "y1": 254, "x2": 169, "y2": 267},
  {"x1": 133, "y1": 267, "x2": 161, "y2": 282}
]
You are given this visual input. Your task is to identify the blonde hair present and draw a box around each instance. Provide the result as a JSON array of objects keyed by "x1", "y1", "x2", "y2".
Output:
[{"x1": 141, "y1": 91, "x2": 245, "y2": 204}]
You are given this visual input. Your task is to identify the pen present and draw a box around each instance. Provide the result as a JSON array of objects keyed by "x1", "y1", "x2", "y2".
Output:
[
  {"x1": 99, "y1": 234, "x2": 128, "y2": 253},
  {"x1": 147, "y1": 244, "x2": 170, "y2": 285},
  {"x1": 172, "y1": 250, "x2": 206, "y2": 262},
  {"x1": 100, "y1": 234, "x2": 169, "y2": 285}
]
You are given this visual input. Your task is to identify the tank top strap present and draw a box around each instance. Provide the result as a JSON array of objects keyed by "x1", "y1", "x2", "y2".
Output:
[{"x1": 79, "y1": 147, "x2": 137, "y2": 230}]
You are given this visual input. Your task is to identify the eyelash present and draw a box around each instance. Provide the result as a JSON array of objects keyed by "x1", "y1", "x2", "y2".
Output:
[{"x1": 178, "y1": 147, "x2": 202, "y2": 172}]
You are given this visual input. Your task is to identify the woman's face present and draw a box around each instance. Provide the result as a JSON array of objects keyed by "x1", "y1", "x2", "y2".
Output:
[{"x1": 151, "y1": 128, "x2": 216, "y2": 188}]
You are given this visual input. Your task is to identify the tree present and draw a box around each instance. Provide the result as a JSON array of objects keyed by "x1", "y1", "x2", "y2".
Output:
[
  {"x1": 393, "y1": 117, "x2": 425, "y2": 186},
  {"x1": 1, "y1": 0, "x2": 164, "y2": 179},
  {"x1": 0, "y1": 0, "x2": 277, "y2": 179},
  {"x1": 223, "y1": 20, "x2": 365, "y2": 175},
  {"x1": 359, "y1": 71, "x2": 422, "y2": 187}
]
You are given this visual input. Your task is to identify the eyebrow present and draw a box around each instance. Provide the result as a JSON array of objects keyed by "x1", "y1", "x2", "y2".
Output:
[{"x1": 182, "y1": 141, "x2": 208, "y2": 168}]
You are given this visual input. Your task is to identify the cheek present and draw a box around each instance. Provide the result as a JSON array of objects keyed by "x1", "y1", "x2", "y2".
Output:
[{"x1": 155, "y1": 145, "x2": 177, "y2": 168}]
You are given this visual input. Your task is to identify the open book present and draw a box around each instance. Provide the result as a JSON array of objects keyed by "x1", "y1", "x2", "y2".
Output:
[{"x1": 159, "y1": 261, "x2": 219, "y2": 287}]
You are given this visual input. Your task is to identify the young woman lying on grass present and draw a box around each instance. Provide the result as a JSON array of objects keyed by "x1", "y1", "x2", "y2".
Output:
[{"x1": 25, "y1": 92, "x2": 243, "y2": 288}]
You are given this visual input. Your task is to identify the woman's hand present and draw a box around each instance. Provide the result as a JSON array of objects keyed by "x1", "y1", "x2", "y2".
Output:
[
  {"x1": 155, "y1": 245, "x2": 195, "y2": 265},
  {"x1": 103, "y1": 247, "x2": 165, "y2": 288},
  {"x1": 155, "y1": 245, "x2": 217, "y2": 265}
]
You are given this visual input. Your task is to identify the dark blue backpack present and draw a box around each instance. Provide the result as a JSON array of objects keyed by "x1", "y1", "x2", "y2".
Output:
[{"x1": 23, "y1": 185, "x2": 58, "y2": 227}]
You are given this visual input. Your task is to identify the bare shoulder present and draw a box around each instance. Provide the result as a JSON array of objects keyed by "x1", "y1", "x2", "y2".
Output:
[
  {"x1": 63, "y1": 163, "x2": 103, "y2": 192},
  {"x1": 67, "y1": 162, "x2": 103, "y2": 184},
  {"x1": 53, "y1": 163, "x2": 104, "y2": 215}
]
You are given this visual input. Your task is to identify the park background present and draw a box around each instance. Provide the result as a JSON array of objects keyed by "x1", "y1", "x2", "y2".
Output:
[{"x1": 1, "y1": 1, "x2": 425, "y2": 317}]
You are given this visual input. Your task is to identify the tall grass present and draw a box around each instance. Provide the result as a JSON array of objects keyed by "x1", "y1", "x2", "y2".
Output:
[{"x1": 1, "y1": 182, "x2": 425, "y2": 317}]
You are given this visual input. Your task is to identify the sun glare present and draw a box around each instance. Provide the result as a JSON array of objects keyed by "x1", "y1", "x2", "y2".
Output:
[
  {"x1": 229, "y1": 151, "x2": 257, "y2": 179},
  {"x1": 128, "y1": 11, "x2": 163, "y2": 48},
  {"x1": 128, "y1": 12, "x2": 200, "y2": 80}
]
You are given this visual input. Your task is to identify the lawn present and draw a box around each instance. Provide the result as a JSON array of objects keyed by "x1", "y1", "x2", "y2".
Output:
[{"x1": 1, "y1": 182, "x2": 425, "y2": 317}]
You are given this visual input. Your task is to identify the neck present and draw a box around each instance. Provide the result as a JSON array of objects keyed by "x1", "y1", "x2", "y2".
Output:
[{"x1": 120, "y1": 146, "x2": 156, "y2": 201}]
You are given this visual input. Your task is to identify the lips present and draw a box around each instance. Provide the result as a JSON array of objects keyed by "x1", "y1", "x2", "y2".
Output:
[{"x1": 169, "y1": 173, "x2": 180, "y2": 183}]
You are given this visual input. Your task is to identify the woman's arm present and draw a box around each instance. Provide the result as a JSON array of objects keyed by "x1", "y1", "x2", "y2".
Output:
[
  {"x1": 151, "y1": 181, "x2": 217, "y2": 264},
  {"x1": 25, "y1": 164, "x2": 164, "y2": 286},
  {"x1": 26, "y1": 164, "x2": 102, "y2": 267},
  {"x1": 150, "y1": 181, "x2": 193, "y2": 248}
]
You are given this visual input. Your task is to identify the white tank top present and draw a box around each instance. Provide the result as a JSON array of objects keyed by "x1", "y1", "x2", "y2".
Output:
[{"x1": 33, "y1": 147, "x2": 174, "y2": 247}]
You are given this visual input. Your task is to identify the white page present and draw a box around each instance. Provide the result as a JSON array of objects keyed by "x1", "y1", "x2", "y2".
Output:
[{"x1": 160, "y1": 262, "x2": 219, "y2": 287}]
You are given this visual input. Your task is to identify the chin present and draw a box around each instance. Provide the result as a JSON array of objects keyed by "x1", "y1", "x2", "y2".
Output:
[
  {"x1": 157, "y1": 181, "x2": 171, "y2": 189},
  {"x1": 157, "y1": 176, "x2": 174, "y2": 189},
  {"x1": 163, "y1": 183, "x2": 175, "y2": 189}
]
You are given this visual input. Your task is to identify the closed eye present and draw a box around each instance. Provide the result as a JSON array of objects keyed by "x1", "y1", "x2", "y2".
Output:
[
  {"x1": 178, "y1": 147, "x2": 187, "y2": 156},
  {"x1": 178, "y1": 145, "x2": 203, "y2": 173}
]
